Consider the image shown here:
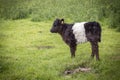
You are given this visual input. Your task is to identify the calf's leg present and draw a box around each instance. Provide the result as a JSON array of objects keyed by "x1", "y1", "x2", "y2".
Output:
[
  {"x1": 90, "y1": 42, "x2": 100, "y2": 60},
  {"x1": 70, "y1": 45, "x2": 76, "y2": 58},
  {"x1": 90, "y1": 42, "x2": 95, "y2": 58},
  {"x1": 95, "y1": 42, "x2": 100, "y2": 60}
]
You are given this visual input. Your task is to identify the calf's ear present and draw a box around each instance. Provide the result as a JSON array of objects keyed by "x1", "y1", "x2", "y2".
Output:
[{"x1": 61, "y1": 19, "x2": 64, "y2": 24}]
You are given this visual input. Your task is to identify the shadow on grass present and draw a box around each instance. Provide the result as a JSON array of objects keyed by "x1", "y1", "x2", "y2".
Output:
[
  {"x1": 0, "y1": 57, "x2": 10, "y2": 73},
  {"x1": 36, "y1": 46, "x2": 55, "y2": 49}
]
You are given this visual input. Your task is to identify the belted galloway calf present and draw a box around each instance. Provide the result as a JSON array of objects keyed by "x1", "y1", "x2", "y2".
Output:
[{"x1": 50, "y1": 18, "x2": 101, "y2": 60}]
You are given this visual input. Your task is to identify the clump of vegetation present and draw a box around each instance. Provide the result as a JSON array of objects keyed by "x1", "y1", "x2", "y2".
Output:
[
  {"x1": 97, "y1": 0, "x2": 120, "y2": 30},
  {"x1": 0, "y1": 0, "x2": 33, "y2": 19},
  {"x1": 0, "y1": 0, "x2": 119, "y2": 30}
]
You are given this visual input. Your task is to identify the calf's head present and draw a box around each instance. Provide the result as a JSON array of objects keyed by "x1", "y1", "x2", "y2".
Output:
[{"x1": 50, "y1": 18, "x2": 64, "y2": 33}]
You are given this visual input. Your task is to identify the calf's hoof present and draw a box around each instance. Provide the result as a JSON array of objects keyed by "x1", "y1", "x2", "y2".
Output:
[
  {"x1": 71, "y1": 55, "x2": 75, "y2": 58},
  {"x1": 96, "y1": 58, "x2": 100, "y2": 61}
]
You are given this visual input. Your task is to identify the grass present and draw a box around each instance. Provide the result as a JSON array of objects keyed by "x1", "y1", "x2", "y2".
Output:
[
  {"x1": 0, "y1": 19, "x2": 120, "y2": 80},
  {"x1": 0, "y1": 0, "x2": 120, "y2": 30}
]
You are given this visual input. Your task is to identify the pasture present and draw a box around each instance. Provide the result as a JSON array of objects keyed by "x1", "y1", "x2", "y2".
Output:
[
  {"x1": 0, "y1": 0, "x2": 120, "y2": 80},
  {"x1": 0, "y1": 19, "x2": 120, "y2": 80}
]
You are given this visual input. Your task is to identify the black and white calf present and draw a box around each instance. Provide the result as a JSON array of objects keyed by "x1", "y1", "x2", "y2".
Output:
[{"x1": 50, "y1": 18, "x2": 101, "y2": 60}]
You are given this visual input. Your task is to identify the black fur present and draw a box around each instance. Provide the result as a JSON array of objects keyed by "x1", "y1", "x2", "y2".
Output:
[
  {"x1": 50, "y1": 18, "x2": 102, "y2": 60},
  {"x1": 84, "y1": 22, "x2": 101, "y2": 42},
  {"x1": 50, "y1": 19, "x2": 77, "y2": 57},
  {"x1": 84, "y1": 22, "x2": 101, "y2": 60}
]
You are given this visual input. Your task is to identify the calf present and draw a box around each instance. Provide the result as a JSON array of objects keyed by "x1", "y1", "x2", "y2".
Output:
[{"x1": 50, "y1": 18, "x2": 101, "y2": 60}]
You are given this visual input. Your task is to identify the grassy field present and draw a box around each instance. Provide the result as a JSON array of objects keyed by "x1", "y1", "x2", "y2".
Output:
[
  {"x1": 0, "y1": 19, "x2": 120, "y2": 80},
  {"x1": 0, "y1": 0, "x2": 120, "y2": 80}
]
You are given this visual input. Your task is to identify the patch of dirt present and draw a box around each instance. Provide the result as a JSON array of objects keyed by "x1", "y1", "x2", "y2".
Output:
[
  {"x1": 36, "y1": 46, "x2": 55, "y2": 49},
  {"x1": 64, "y1": 67, "x2": 91, "y2": 75},
  {"x1": 38, "y1": 31, "x2": 42, "y2": 33}
]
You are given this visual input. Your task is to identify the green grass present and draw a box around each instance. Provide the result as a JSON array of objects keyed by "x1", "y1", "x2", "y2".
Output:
[
  {"x1": 0, "y1": 0, "x2": 120, "y2": 30},
  {"x1": 0, "y1": 19, "x2": 120, "y2": 80}
]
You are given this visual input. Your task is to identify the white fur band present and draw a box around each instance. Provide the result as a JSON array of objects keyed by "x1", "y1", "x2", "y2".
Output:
[{"x1": 72, "y1": 22, "x2": 88, "y2": 44}]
